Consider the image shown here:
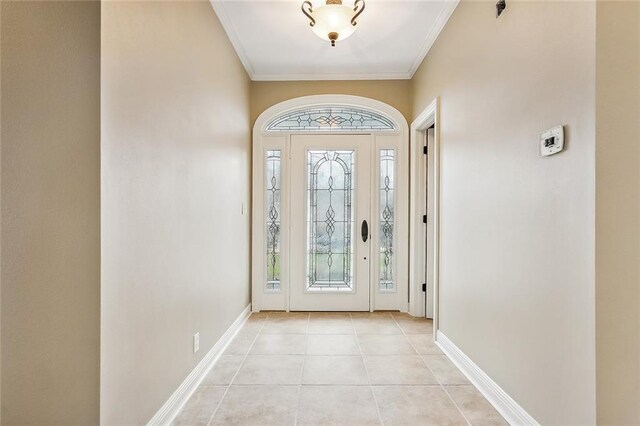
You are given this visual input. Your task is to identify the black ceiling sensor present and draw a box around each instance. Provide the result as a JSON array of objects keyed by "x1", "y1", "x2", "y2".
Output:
[{"x1": 496, "y1": 0, "x2": 506, "y2": 17}]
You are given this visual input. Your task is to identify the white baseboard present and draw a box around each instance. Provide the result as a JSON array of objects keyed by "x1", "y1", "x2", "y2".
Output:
[
  {"x1": 435, "y1": 331, "x2": 540, "y2": 426},
  {"x1": 147, "y1": 304, "x2": 252, "y2": 426}
]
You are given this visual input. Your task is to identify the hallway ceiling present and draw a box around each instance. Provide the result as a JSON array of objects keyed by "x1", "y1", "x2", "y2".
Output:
[{"x1": 210, "y1": 0, "x2": 459, "y2": 80}]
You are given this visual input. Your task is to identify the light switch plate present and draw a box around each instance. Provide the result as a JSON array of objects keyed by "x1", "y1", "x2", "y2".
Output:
[{"x1": 540, "y1": 125, "x2": 564, "y2": 157}]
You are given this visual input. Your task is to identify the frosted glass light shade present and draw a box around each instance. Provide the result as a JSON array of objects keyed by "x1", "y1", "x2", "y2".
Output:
[{"x1": 310, "y1": 4, "x2": 357, "y2": 43}]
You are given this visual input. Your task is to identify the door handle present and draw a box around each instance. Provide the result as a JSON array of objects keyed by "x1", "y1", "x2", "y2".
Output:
[{"x1": 361, "y1": 220, "x2": 369, "y2": 242}]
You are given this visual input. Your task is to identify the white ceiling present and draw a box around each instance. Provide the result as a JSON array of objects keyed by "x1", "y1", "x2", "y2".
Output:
[{"x1": 210, "y1": 0, "x2": 459, "y2": 81}]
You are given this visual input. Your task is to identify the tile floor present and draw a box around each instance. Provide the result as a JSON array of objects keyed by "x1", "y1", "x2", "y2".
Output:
[{"x1": 173, "y1": 312, "x2": 507, "y2": 426}]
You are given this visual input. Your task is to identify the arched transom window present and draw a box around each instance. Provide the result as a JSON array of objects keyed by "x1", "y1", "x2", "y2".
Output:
[{"x1": 266, "y1": 106, "x2": 396, "y2": 132}]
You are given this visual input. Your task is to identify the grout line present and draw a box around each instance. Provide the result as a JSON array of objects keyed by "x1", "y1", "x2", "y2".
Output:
[
  {"x1": 205, "y1": 314, "x2": 267, "y2": 426},
  {"x1": 426, "y1": 367, "x2": 473, "y2": 426},
  {"x1": 352, "y1": 312, "x2": 385, "y2": 426},
  {"x1": 196, "y1": 312, "x2": 464, "y2": 426},
  {"x1": 224, "y1": 383, "x2": 371, "y2": 387},
  {"x1": 390, "y1": 314, "x2": 472, "y2": 426},
  {"x1": 293, "y1": 313, "x2": 311, "y2": 426}
]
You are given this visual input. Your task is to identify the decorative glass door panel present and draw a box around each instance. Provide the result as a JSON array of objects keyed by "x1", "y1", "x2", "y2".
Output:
[
  {"x1": 265, "y1": 150, "x2": 281, "y2": 291},
  {"x1": 379, "y1": 149, "x2": 395, "y2": 292},
  {"x1": 290, "y1": 135, "x2": 371, "y2": 311},
  {"x1": 307, "y1": 151, "x2": 355, "y2": 292}
]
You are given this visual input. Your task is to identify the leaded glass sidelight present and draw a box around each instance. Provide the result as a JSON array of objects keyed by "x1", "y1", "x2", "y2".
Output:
[
  {"x1": 265, "y1": 150, "x2": 281, "y2": 291},
  {"x1": 267, "y1": 107, "x2": 395, "y2": 132},
  {"x1": 307, "y1": 150, "x2": 355, "y2": 291},
  {"x1": 379, "y1": 149, "x2": 395, "y2": 291}
]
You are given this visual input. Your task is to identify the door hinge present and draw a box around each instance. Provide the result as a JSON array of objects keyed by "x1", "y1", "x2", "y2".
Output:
[
  {"x1": 423, "y1": 146, "x2": 428, "y2": 155},
  {"x1": 422, "y1": 214, "x2": 427, "y2": 224},
  {"x1": 422, "y1": 283, "x2": 427, "y2": 292}
]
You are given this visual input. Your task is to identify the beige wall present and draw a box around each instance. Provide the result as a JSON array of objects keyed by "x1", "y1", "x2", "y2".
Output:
[
  {"x1": 595, "y1": 1, "x2": 640, "y2": 424},
  {"x1": 411, "y1": 1, "x2": 596, "y2": 423},
  {"x1": 251, "y1": 80, "x2": 411, "y2": 126},
  {"x1": 1, "y1": 2, "x2": 101, "y2": 424},
  {"x1": 100, "y1": 1, "x2": 251, "y2": 424}
]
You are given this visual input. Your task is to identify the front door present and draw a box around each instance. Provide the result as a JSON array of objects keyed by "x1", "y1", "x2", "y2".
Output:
[{"x1": 290, "y1": 134, "x2": 371, "y2": 311}]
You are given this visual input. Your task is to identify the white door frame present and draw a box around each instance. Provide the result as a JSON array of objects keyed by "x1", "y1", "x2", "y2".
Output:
[
  {"x1": 409, "y1": 98, "x2": 440, "y2": 327},
  {"x1": 252, "y1": 95, "x2": 409, "y2": 313}
]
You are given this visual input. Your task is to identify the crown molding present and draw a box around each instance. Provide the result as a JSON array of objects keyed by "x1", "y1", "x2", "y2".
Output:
[
  {"x1": 210, "y1": 0, "x2": 459, "y2": 82},
  {"x1": 209, "y1": 0, "x2": 256, "y2": 78},
  {"x1": 251, "y1": 72, "x2": 412, "y2": 81},
  {"x1": 407, "y1": 0, "x2": 459, "y2": 78}
]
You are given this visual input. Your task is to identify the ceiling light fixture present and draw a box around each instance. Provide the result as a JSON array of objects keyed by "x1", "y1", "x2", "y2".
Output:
[{"x1": 301, "y1": 0, "x2": 365, "y2": 47}]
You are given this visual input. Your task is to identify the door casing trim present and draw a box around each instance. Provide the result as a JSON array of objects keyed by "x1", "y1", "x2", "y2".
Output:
[
  {"x1": 252, "y1": 95, "x2": 409, "y2": 313},
  {"x1": 409, "y1": 98, "x2": 440, "y2": 325}
]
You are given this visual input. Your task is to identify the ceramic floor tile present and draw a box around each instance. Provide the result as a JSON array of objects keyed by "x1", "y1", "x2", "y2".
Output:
[
  {"x1": 364, "y1": 355, "x2": 439, "y2": 385},
  {"x1": 394, "y1": 317, "x2": 434, "y2": 334},
  {"x1": 422, "y1": 355, "x2": 471, "y2": 385},
  {"x1": 210, "y1": 385, "x2": 298, "y2": 425},
  {"x1": 250, "y1": 334, "x2": 307, "y2": 355},
  {"x1": 237, "y1": 324, "x2": 263, "y2": 337},
  {"x1": 245, "y1": 313, "x2": 269, "y2": 324},
  {"x1": 446, "y1": 385, "x2": 508, "y2": 425},
  {"x1": 223, "y1": 332, "x2": 256, "y2": 356},
  {"x1": 372, "y1": 386, "x2": 467, "y2": 425},
  {"x1": 176, "y1": 312, "x2": 504, "y2": 426},
  {"x1": 233, "y1": 355, "x2": 303, "y2": 385},
  {"x1": 351, "y1": 313, "x2": 403, "y2": 335},
  {"x1": 302, "y1": 355, "x2": 369, "y2": 385},
  {"x1": 406, "y1": 334, "x2": 443, "y2": 355},
  {"x1": 308, "y1": 313, "x2": 355, "y2": 334},
  {"x1": 262, "y1": 313, "x2": 309, "y2": 334},
  {"x1": 171, "y1": 386, "x2": 226, "y2": 426},
  {"x1": 306, "y1": 334, "x2": 360, "y2": 355},
  {"x1": 297, "y1": 386, "x2": 382, "y2": 426},
  {"x1": 389, "y1": 312, "x2": 414, "y2": 319},
  {"x1": 268, "y1": 311, "x2": 309, "y2": 318},
  {"x1": 309, "y1": 312, "x2": 352, "y2": 319},
  {"x1": 201, "y1": 355, "x2": 244, "y2": 385},
  {"x1": 357, "y1": 334, "x2": 417, "y2": 355},
  {"x1": 350, "y1": 312, "x2": 394, "y2": 319},
  {"x1": 240, "y1": 316, "x2": 267, "y2": 335}
]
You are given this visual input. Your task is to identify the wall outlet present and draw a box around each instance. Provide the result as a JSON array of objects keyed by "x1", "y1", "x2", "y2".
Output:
[{"x1": 193, "y1": 332, "x2": 200, "y2": 353}]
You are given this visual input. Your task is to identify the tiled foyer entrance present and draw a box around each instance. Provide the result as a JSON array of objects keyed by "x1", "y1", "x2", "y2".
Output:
[{"x1": 173, "y1": 312, "x2": 506, "y2": 425}]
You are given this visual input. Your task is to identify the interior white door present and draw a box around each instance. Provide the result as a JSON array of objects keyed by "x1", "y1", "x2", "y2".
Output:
[{"x1": 290, "y1": 134, "x2": 371, "y2": 311}]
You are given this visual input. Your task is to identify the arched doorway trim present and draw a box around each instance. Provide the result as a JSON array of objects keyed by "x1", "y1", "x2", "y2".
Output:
[{"x1": 252, "y1": 95, "x2": 409, "y2": 313}]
